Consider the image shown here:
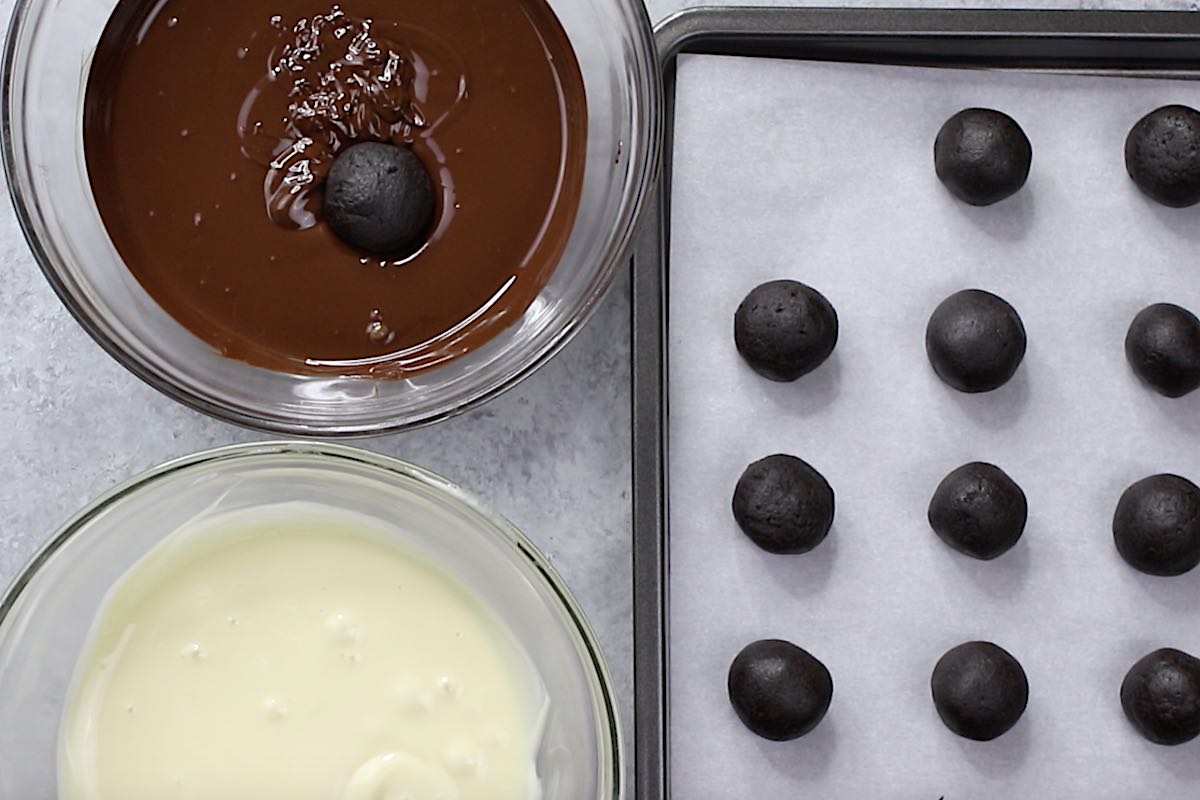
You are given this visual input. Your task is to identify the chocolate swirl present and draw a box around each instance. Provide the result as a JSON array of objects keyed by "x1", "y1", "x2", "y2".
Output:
[{"x1": 237, "y1": 6, "x2": 466, "y2": 229}]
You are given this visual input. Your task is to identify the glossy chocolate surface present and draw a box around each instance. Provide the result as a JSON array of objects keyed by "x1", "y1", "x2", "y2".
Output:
[{"x1": 85, "y1": 1, "x2": 587, "y2": 375}]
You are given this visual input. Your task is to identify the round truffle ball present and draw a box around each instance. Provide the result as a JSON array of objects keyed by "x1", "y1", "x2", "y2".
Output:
[
  {"x1": 1122, "y1": 648, "x2": 1200, "y2": 746},
  {"x1": 934, "y1": 108, "x2": 1032, "y2": 207},
  {"x1": 728, "y1": 639, "x2": 834, "y2": 741},
  {"x1": 1113, "y1": 474, "x2": 1200, "y2": 577},
  {"x1": 1125, "y1": 105, "x2": 1200, "y2": 208},
  {"x1": 734, "y1": 280, "x2": 839, "y2": 383},
  {"x1": 732, "y1": 455, "x2": 835, "y2": 555},
  {"x1": 926, "y1": 290, "x2": 1027, "y2": 394},
  {"x1": 1126, "y1": 303, "x2": 1200, "y2": 399},
  {"x1": 929, "y1": 463, "x2": 1028, "y2": 561},
  {"x1": 324, "y1": 142, "x2": 436, "y2": 256},
  {"x1": 932, "y1": 641, "x2": 1029, "y2": 742}
]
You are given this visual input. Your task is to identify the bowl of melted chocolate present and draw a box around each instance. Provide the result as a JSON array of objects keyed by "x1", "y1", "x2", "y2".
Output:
[{"x1": 4, "y1": 0, "x2": 659, "y2": 433}]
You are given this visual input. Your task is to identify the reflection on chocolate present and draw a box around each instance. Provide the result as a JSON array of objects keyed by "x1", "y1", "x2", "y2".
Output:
[
  {"x1": 235, "y1": 7, "x2": 466, "y2": 233},
  {"x1": 85, "y1": 1, "x2": 587, "y2": 375}
]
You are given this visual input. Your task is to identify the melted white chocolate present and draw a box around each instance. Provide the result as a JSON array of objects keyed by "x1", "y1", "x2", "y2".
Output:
[{"x1": 58, "y1": 503, "x2": 546, "y2": 800}]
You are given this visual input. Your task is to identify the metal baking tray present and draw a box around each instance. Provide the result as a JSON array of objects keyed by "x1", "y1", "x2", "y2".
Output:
[{"x1": 630, "y1": 8, "x2": 1200, "y2": 799}]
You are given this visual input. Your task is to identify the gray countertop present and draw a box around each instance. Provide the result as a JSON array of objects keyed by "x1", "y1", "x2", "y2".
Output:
[{"x1": 0, "y1": 0, "x2": 1191, "y2": 794}]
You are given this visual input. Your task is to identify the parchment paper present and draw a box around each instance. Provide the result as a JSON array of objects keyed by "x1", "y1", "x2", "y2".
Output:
[{"x1": 668, "y1": 55, "x2": 1200, "y2": 799}]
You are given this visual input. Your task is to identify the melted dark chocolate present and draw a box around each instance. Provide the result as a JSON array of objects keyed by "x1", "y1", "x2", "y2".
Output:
[{"x1": 85, "y1": 0, "x2": 587, "y2": 375}]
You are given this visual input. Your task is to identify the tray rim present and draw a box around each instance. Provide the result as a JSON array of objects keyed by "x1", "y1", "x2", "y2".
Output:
[{"x1": 631, "y1": 7, "x2": 1200, "y2": 800}]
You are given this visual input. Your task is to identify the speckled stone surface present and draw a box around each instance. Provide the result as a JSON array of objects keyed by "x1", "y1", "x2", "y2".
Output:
[{"x1": 0, "y1": 0, "x2": 1191, "y2": 793}]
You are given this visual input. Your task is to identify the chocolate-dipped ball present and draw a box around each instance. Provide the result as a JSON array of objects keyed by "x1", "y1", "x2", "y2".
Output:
[
  {"x1": 1113, "y1": 474, "x2": 1200, "y2": 577},
  {"x1": 728, "y1": 639, "x2": 833, "y2": 741},
  {"x1": 932, "y1": 641, "x2": 1029, "y2": 742},
  {"x1": 734, "y1": 280, "x2": 839, "y2": 382},
  {"x1": 1125, "y1": 105, "x2": 1200, "y2": 208},
  {"x1": 926, "y1": 290, "x2": 1026, "y2": 394},
  {"x1": 929, "y1": 463, "x2": 1027, "y2": 561},
  {"x1": 324, "y1": 142, "x2": 436, "y2": 256},
  {"x1": 733, "y1": 455, "x2": 834, "y2": 555},
  {"x1": 1126, "y1": 304, "x2": 1200, "y2": 399},
  {"x1": 1122, "y1": 648, "x2": 1200, "y2": 746},
  {"x1": 934, "y1": 109, "x2": 1032, "y2": 207}
]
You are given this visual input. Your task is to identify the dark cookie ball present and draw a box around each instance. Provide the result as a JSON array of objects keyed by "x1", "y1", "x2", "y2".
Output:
[
  {"x1": 1125, "y1": 105, "x2": 1200, "y2": 208},
  {"x1": 1122, "y1": 648, "x2": 1200, "y2": 746},
  {"x1": 733, "y1": 455, "x2": 835, "y2": 555},
  {"x1": 728, "y1": 639, "x2": 834, "y2": 741},
  {"x1": 1113, "y1": 474, "x2": 1200, "y2": 577},
  {"x1": 932, "y1": 641, "x2": 1029, "y2": 742},
  {"x1": 928, "y1": 463, "x2": 1028, "y2": 561},
  {"x1": 1126, "y1": 303, "x2": 1200, "y2": 399},
  {"x1": 926, "y1": 289, "x2": 1027, "y2": 394},
  {"x1": 734, "y1": 280, "x2": 839, "y2": 383},
  {"x1": 934, "y1": 109, "x2": 1032, "y2": 207},
  {"x1": 324, "y1": 142, "x2": 436, "y2": 256}
]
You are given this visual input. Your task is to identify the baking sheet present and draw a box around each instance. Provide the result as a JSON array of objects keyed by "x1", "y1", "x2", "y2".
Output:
[{"x1": 668, "y1": 54, "x2": 1200, "y2": 799}]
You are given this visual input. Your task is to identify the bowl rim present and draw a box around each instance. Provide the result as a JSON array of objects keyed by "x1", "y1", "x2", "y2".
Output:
[
  {"x1": 0, "y1": 441, "x2": 625, "y2": 796},
  {"x1": 0, "y1": 0, "x2": 664, "y2": 438}
]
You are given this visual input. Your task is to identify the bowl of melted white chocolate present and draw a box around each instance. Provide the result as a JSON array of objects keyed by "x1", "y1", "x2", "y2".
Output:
[{"x1": 0, "y1": 443, "x2": 621, "y2": 799}]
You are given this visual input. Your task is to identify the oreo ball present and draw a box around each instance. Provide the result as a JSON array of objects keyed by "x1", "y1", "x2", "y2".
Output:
[
  {"x1": 926, "y1": 289, "x2": 1027, "y2": 394},
  {"x1": 728, "y1": 639, "x2": 833, "y2": 741},
  {"x1": 928, "y1": 463, "x2": 1028, "y2": 561},
  {"x1": 934, "y1": 109, "x2": 1032, "y2": 207},
  {"x1": 734, "y1": 280, "x2": 839, "y2": 383},
  {"x1": 733, "y1": 455, "x2": 834, "y2": 555},
  {"x1": 1122, "y1": 648, "x2": 1200, "y2": 746},
  {"x1": 1126, "y1": 303, "x2": 1200, "y2": 399},
  {"x1": 324, "y1": 142, "x2": 436, "y2": 256},
  {"x1": 1113, "y1": 474, "x2": 1200, "y2": 577},
  {"x1": 1125, "y1": 105, "x2": 1200, "y2": 208},
  {"x1": 932, "y1": 641, "x2": 1029, "y2": 742}
]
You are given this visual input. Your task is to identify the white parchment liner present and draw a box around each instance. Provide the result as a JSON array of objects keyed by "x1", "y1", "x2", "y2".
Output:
[{"x1": 669, "y1": 55, "x2": 1200, "y2": 799}]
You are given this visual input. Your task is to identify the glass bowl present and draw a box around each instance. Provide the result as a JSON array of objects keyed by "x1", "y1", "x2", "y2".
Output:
[
  {"x1": 2, "y1": 0, "x2": 660, "y2": 435},
  {"x1": 0, "y1": 442, "x2": 622, "y2": 799}
]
